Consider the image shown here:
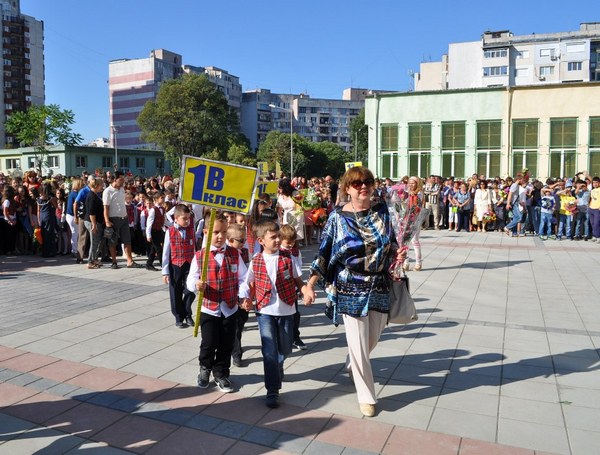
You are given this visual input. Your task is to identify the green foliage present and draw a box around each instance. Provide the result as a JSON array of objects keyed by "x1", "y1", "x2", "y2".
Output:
[
  {"x1": 350, "y1": 108, "x2": 368, "y2": 163},
  {"x1": 257, "y1": 130, "x2": 292, "y2": 174},
  {"x1": 227, "y1": 141, "x2": 256, "y2": 168},
  {"x1": 257, "y1": 130, "x2": 350, "y2": 179},
  {"x1": 137, "y1": 73, "x2": 239, "y2": 176},
  {"x1": 5, "y1": 104, "x2": 82, "y2": 175}
]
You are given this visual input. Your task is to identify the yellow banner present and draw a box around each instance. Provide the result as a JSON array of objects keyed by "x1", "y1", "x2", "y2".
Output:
[
  {"x1": 255, "y1": 181, "x2": 279, "y2": 198},
  {"x1": 257, "y1": 161, "x2": 269, "y2": 176},
  {"x1": 275, "y1": 161, "x2": 281, "y2": 178},
  {"x1": 345, "y1": 161, "x2": 363, "y2": 170},
  {"x1": 180, "y1": 156, "x2": 258, "y2": 215}
]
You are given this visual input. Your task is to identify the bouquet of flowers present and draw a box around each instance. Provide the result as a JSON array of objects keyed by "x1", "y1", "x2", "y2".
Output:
[
  {"x1": 386, "y1": 185, "x2": 429, "y2": 280},
  {"x1": 293, "y1": 188, "x2": 321, "y2": 211},
  {"x1": 565, "y1": 200, "x2": 578, "y2": 215},
  {"x1": 310, "y1": 207, "x2": 328, "y2": 227},
  {"x1": 482, "y1": 211, "x2": 496, "y2": 223},
  {"x1": 33, "y1": 227, "x2": 43, "y2": 245}
]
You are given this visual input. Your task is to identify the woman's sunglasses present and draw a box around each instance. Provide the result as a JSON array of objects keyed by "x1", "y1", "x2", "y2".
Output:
[{"x1": 349, "y1": 178, "x2": 375, "y2": 190}]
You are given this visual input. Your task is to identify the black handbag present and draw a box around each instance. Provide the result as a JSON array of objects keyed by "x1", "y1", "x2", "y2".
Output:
[{"x1": 388, "y1": 275, "x2": 418, "y2": 324}]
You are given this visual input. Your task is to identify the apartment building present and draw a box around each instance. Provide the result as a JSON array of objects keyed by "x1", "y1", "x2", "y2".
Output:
[
  {"x1": 1, "y1": 0, "x2": 44, "y2": 147},
  {"x1": 414, "y1": 23, "x2": 600, "y2": 91},
  {"x1": 183, "y1": 64, "x2": 242, "y2": 116},
  {"x1": 241, "y1": 89, "x2": 364, "y2": 152},
  {"x1": 109, "y1": 49, "x2": 241, "y2": 150}
]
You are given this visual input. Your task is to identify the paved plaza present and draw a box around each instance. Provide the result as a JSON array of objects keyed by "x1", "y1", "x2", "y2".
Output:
[{"x1": 1, "y1": 230, "x2": 599, "y2": 454}]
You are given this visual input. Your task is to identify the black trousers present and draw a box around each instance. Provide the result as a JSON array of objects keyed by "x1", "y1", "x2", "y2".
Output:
[
  {"x1": 147, "y1": 229, "x2": 164, "y2": 266},
  {"x1": 232, "y1": 308, "x2": 249, "y2": 361},
  {"x1": 199, "y1": 311, "x2": 237, "y2": 379},
  {"x1": 168, "y1": 262, "x2": 195, "y2": 323}
]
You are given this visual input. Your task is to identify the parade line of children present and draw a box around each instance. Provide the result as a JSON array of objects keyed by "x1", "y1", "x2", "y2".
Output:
[{"x1": 154, "y1": 196, "x2": 313, "y2": 408}]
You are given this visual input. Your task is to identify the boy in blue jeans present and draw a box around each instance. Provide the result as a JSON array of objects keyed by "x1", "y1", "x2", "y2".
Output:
[
  {"x1": 538, "y1": 186, "x2": 555, "y2": 240},
  {"x1": 240, "y1": 220, "x2": 315, "y2": 408}
]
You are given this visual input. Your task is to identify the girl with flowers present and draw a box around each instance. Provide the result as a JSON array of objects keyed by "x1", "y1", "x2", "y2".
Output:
[{"x1": 402, "y1": 176, "x2": 424, "y2": 271}]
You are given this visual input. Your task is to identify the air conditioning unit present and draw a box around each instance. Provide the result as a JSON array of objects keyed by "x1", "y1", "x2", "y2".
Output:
[
  {"x1": 539, "y1": 76, "x2": 546, "y2": 81},
  {"x1": 550, "y1": 56, "x2": 558, "y2": 61}
]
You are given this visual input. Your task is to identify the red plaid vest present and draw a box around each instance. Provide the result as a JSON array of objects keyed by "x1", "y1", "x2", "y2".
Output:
[
  {"x1": 169, "y1": 224, "x2": 195, "y2": 266},
  {"x1": 151, "y1": 206, "x2": 165, "y2": 231},
  {"x1": 195, "y1": 246, "x2": 239, "y2": 311},
  {"x1": 253, "y1": 249, "x2": 297, "y2": 311},
  {"x1": 126, "y1": 203, "x2": 135, "y2": 226}
]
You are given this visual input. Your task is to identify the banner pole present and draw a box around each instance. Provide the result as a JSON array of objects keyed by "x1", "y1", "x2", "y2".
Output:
[{"x1": 193, "y1": 208, "x2": 216, "y2": 338}]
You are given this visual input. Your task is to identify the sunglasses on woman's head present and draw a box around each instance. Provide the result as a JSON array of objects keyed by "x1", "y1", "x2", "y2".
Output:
[{"x1": 349, "y1": 178, "x2": 375, "y2": 190}]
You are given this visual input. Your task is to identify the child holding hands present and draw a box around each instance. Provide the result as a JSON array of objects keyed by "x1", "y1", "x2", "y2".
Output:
[
  {"x1": 187, "y1": 212, "x2": 248, "y2": 392},
  {"x1": 239, "y1": 220, "x2": 315, "y2": 408}
]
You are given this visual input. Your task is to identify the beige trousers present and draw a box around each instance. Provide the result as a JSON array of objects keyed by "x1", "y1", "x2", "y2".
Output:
[{"x1": 343, "y1": 311, "x2": 387, "y2": 404}]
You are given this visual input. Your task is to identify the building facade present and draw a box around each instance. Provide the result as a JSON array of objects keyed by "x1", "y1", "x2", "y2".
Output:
[
  {"x1": 241, "y1": 89, "x2": 363, "y2": 152},
  {"x1": 109, "y1": 49, "x2": 241, "y2": 149},
  {"x1": 0, "y1": 144, "x2": 171, "y2": 177},
  {"x1": 365, "y1": 83, "x2": 600, "y2": 180},
  {"x1": 415, "y1": 23, "x2": 600, "y2": 91},
  {"x1": 0, "y1": 0, "x2": 44, "y2": 147}
]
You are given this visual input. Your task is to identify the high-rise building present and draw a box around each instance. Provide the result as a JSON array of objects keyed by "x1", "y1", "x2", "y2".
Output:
[
  {"x1": 109, "y1": 49, "x2": 242, "y2": 150},
  {"x1": 241, "y1": 89, "x2": 364, "y2": 152},
  {"x1": 414, "y1": 23, "x2": 600, "y2": 91},
  {"x1": 109, "y1": 49, "x2": 183, "y2": 150},
  {"x1": 0, "y1": 0, "x2": 44, "y2": 147}
]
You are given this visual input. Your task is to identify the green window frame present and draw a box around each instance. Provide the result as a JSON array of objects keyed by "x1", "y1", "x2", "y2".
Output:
[
  {"x1": 477, "y1": 121, "x2": 502, "y2": 149},
  {"x1": 550, "y1": 118, "x2": 577, "y2": 148},
  {"x1": 512, "y1": 151, "x2": 538, "y2": 178},
  {"x1": 550, "y1": 150, "x2": 576, "y2": 179},
  {"x1": 442, "y1": 152, "x2": 465, "y2": 179},
  {"x1": 408, "y1": 152, "x2": 431, "y2": 178},
  {"x1": 381, "y1": 153, "x2": 399, "y2": 179},
  {"x1": 512, "y1": 120, "x2": 538, "y2": 149},
  {"x1": 408, "y1": 123, "x2": 431, "y2": 151},
  {"x1": 381, "y1": 124, "x2": 398, "y2": 152},
  {"x1": 441, "y1": 122, "x2": 465, "y2": 150},
  {"x1": 590, "y1": 117, "x2": 600, "y2": 148},
  {"x1": 589, "y1": 151, "x2": 600, "y2": 178},
  {"x1": 477, "y1": 151, "x2": 501, "y2": 179}
]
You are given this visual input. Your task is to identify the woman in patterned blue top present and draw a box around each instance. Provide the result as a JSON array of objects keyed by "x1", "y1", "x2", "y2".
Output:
[{"x1": 304, "y1": 166, "x2": 405, "y2": 417}]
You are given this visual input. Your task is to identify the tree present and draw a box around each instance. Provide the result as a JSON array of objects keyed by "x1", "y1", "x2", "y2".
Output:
[
  {"x1": 350, "y1": 108, "x2": 368, "y2": 164},
  {"x1": 5, "y1": 104, "x2": 82, "y2": 176},
  {"x1": 256, "y1": 130, "x2": 293, "y2": 175},
  {"x1": 311, "y1": 141, "x2": 352, "y2": 179},
  {"x1": 137, "y1": 73, "x2": 238, "y2": 176}
]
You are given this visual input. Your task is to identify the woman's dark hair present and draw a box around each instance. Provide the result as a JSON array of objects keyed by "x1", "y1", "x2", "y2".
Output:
[
  {"x1": 258, "y1": 208, "x2": 278, "y2": 221},
  {"x1": 40, "y1": 182, "x2": 53, "y2": 199},
  {"x1": 279, "y1": 179, "x2": 295, "y2": 197}
]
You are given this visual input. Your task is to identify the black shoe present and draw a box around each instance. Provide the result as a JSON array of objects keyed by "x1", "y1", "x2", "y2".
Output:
[
  {"x1": 232, "y1": 357, "x2": 242, "y2": 368},
  {"x1": 197, "y1": 367, "x2": 211, "y2": 388},
  {"x1": 175, "y1": 321, "x2": 187, "y2": 328},
  {"x1": 266, "y1": 392, "x2": 279, "y2": 409},
  {"x1": 101, "y1": 256, "x2": 112, "y2": 263},
  {"x1": 214, "y1": 376, "x2": 233, "y2": 393},
  {"x1": 293, "y1": 339, "x2": 307, "y2": 350},
  {"x1": 185, "y1": 316, "x2": 194, "y2": 327},
  {"x1": 146, "y1": 264, "x2": 158, "y2": 271},
  {"x1": 110, "y1": 262, "x2": 119, "y2": 269}
]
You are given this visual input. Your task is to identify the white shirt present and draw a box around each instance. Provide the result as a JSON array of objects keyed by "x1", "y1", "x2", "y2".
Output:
[
  {"x1": 145, "y1": 206, "x2": 165, "y2": 238},
  {"x1": 240, "y1": 251, "x2": 301, "y2": 317},
  {"x1": 102, "y1": 185, "x2": 127, "y2": 218},
  {"x1": 186, "y1": 246, "x2": 247, "y2": 318}
]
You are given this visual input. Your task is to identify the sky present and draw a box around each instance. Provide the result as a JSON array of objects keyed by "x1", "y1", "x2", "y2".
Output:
[{"x1": 23, "y1": 0, "x2": 599, "y2": 143}]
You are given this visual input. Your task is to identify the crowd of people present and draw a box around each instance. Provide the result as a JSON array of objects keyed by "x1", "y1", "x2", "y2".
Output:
[{"x1": 2, "y1": 165, "x2": 599, "y2": 418}]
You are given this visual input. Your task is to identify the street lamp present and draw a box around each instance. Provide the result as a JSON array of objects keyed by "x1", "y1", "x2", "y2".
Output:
[
  {"x1": 111, "y1": 125, "x2": 119, "y2": 172},
  {"x1": 269, "y1": 104, "x2": 294, "y2": 178}
]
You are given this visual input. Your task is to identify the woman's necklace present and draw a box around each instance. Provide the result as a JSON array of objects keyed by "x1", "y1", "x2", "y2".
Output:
[{"x1": 350, "y1": 199, "x2": 372, "y2": 227}]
